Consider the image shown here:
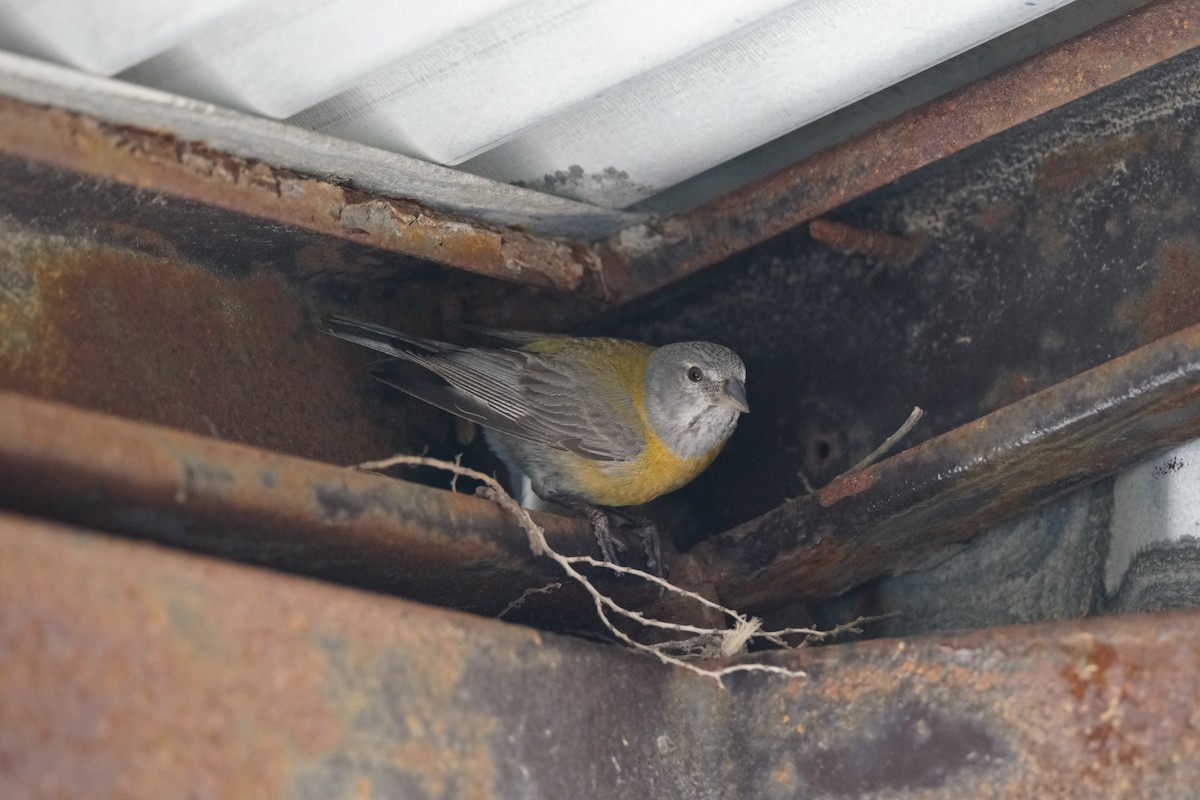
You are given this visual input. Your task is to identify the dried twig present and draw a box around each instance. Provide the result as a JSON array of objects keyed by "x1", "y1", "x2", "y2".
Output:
[
  {"x1": 497, "y1": 582, "x2": 564, "y2": 618},
  {"x1": 846, "y1": 406, "x2": 923, "y2": 474},
  {"x1": 356, "y1": 453, "x2": 870, "y2": 684}
]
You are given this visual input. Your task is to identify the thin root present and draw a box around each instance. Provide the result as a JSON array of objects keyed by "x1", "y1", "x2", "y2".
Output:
[{"x1": 356, "y1": 453, "x2": 861, "y2": 686}]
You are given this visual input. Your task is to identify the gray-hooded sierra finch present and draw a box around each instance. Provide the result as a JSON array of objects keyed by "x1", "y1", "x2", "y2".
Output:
[{"x1": 324, "y1": 316, "x2": 748, "y2": 571}]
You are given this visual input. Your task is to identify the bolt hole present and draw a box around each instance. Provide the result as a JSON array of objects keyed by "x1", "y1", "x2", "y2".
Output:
[{"x1": 803, "y1": 430, "x2": 843, "y2": 476}]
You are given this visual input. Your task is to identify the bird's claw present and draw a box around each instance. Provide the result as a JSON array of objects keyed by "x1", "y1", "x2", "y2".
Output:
[
  {"x1": 553, "y1": 497, "x2": 663, "y2": 577},
  {"x1": 580, "y1": 504, "x2": 625, "y2": 565},
  {"x1": 636, "y1": 522, "x2": 664, "y2": 578}
]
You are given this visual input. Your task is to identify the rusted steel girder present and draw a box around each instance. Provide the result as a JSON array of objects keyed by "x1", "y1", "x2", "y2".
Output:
[
  {"x1": 0, "y1": 389, "x2": 665, "y2": 626},
  {"x1": 3, "y1": 514, "x2": 1198, "y2": 799},
  {"x1": 693, "y1": 321, "x2": 1200, "y2": 614}
]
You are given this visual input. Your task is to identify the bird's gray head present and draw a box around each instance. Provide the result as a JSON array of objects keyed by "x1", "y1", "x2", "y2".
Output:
[{"x1": 644, "y1": 341, "x2": 748, "y2": 459}]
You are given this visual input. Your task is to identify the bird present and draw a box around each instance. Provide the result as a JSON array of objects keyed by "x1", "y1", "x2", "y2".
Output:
[{"x1": 323, "y1": 315, "x2": 748, "y2": 572}]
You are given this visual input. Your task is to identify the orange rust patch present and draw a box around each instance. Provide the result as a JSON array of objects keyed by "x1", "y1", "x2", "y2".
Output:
[
  {"x1": 0, "y1": 229, "x2": 431, "y2": 464},
  {"x1": 1035, "y1": 135, "x2": 1148, "y2": 195},
  {"x1": 1059, "y1": 636, "x2": 1144, "y2": 774},
  {"x1": 816, "y1": 468, "x2": 878, "y2": 507},
  {"x1": 1117, "y1": 237, "x2": 1200, "y2": 344}
]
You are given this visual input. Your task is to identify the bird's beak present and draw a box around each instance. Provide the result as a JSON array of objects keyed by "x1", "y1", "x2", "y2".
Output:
[{"x1": 718, "y1": 378, "x2": 749, "y2": 413}]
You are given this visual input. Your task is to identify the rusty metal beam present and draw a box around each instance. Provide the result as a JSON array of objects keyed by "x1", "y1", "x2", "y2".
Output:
[
  {"x1": 0, "y1": 52, "x2": 632, "y2": 297},
  {"x1": 0, "y1": 389, "x2": 664, "y2": 627},
  {"x1": 691, "y1": 321, "x2": 1200, "y2": 614},
  {"x1": 737, "y1": 608, "x2": 1200, "y2": 798},
  {"x1": 605, "y1": 0, "x2": 1200, "y2": 299},
  {"x1": 3, "y1": 513, "x2": 1199, "y2": 798}
]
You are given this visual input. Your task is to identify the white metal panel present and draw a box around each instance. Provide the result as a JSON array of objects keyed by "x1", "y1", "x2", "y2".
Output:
[
  {"x1": 0, "y1": 0, "x2": 1092, "y2": 210},
  {"x1": 0, "y1": 0, "x2": 252, "y2": 75},
  {"x1": 459, "y1": 0, "x2": 1078, "y2": 207},
  {"x1": 289, "y1": 0, "x2": 798, "y2": 165},
  {"x1": 1107, "y1": 438, "x2": 1200, "y2": 595},
  {"x1": 120, "y1": 0, "x2": 526, "y2": 119}
]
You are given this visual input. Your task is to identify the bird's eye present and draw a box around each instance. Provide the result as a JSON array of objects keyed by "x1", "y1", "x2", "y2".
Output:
[{"x1": 686, "y1": 366, "x2": 703, "y2": 383}]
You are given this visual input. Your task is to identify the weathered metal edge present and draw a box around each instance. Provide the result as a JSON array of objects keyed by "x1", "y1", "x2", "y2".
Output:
[
  {"x1": 0, "y1": 388, "x2": 661, "y2": 623},
  {"x1": 691, "y1": 321, "x2": 1200, "y2": 612},
  {"x1": 0, "y1": 51, "x2": 636, "y2": 297},
  {"x1": 605, "y1": 0, "x2": 1200, "y2": 300},
  {"x1": 0, "y1": 51, "x2": 639, "y2": 237}
]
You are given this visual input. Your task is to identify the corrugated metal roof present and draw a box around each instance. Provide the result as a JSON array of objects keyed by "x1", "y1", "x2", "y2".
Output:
[{"x1": 0, "y1": 0, "x2": 1141, "y2": 211}]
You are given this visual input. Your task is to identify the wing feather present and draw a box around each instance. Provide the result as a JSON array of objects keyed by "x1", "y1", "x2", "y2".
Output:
[{"x1": 327, "y1": 316, "x2": 646, "y2": 461}]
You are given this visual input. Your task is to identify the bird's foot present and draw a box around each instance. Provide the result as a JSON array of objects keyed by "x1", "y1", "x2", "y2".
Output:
[
  {"x1": 553, "y1": 497, "x2": 626, "y2": 565},
  {"x1": 583, "y1": 504, "x2": 627, "y2": 566},
  {"x1": 552, "y1": 499, "x2": 665, "y2": 577},
  {"x1": 610, "y1": 511, "x2": 664, "y2": 578},
  {"x1": 636, "y1": 521, "x2": 664, "y2": 578}
]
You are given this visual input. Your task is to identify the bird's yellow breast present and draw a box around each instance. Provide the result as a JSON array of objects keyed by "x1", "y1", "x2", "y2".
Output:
[
  {"x1": 571, "y1": 435, "x2": 724, "y2": 507},
  {"x1": 520, "y1": 335, "x2": 726, "y2": 506}
]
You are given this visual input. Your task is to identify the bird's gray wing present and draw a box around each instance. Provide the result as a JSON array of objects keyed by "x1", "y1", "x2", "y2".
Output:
[
  {"x1": 386, "y1": 348, "x2": 644, "y2": 462},
  {"x1": 325, "y1": 315, "x2": 644, "y2": 461},
  {"x1": 509, "y1": 353, "x2": 645, "y2": 462},
  {"x1": 460, "y1": 324, "x2": 554, "y2": 348},
  {"x1": 324, "y1": 315, "x2": 458, "y2": 357}
]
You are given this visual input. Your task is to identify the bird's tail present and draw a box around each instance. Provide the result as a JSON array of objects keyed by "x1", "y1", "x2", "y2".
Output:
[{"x1": 322, "y1": 315, "x2": 457, "y2": 359}]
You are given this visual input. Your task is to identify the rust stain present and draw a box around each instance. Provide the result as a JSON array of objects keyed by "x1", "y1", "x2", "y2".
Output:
[
  {"x1": 0, "y1": 227, "x2": 409, "y2": 465},
  {"x1": 0, "y1": 205, "x2": 607, "y2": 482},
  {"x1": 1059, "y1": 636, "x2": 1143, "y2": 775},
  {"x1": 764, "y1": 614, "x2": 1200, "y2": 796},
  {"x1": 808, "y1": 218, "x2": 919, "y2": 267},
  {"x1": 1061, "y1": 636, "x2": 1119, "y2": 702},
  {"x1": 1034, "y1": 134, "x2": 1148, "y2": 195},
  {"x1": 1117, "y1": 236, "x2": 1200, "y2": 343},
  {"x1": 816, "y1": 467, "x2": 878, "y2": 507}
]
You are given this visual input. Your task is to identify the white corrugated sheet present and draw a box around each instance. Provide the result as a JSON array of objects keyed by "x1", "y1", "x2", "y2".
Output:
[{"x1": 0, "y1": 0, "x2": 1080, "y2": 208}]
